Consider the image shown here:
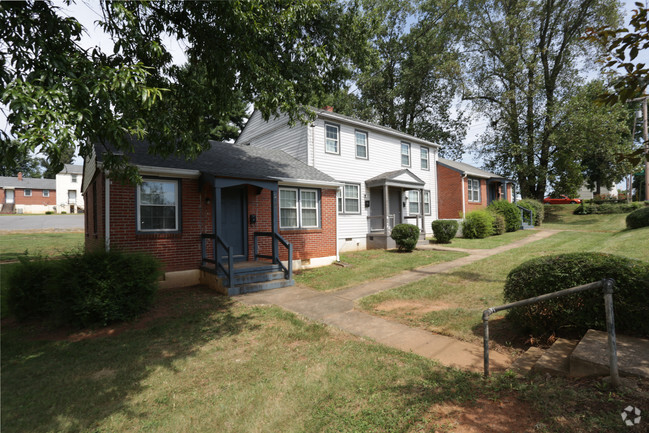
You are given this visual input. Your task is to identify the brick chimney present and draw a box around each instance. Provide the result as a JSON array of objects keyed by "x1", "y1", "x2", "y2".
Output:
[
  {"x1": 323, "y1": 106, "x2": 334, "y2": 112},
  {"x1": 17, "y1": 172, "x2": 22, "y2": 181}
]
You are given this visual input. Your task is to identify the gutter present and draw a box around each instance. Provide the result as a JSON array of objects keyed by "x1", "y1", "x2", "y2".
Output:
[
  {"x1": 461, "y1": 173, "x2": 467, "y2": 219},
  {"x1": 273, "y1": 178, "x2": 342, "y2": 188}
]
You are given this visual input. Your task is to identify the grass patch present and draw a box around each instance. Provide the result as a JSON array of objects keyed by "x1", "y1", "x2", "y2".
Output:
[
  {"x1": 2, "y1": 287, "x2": 645, "y2": 433},
  {"x1": 294, "y1": 249, "x2": 466, "y2": 291},
  {"x1": 0, "y1": 232, "x2": 84, "y2": 261},
  {"x1": 443, "y1": 229, "x2": 535, "y2": 249},
  {"x1": 0, "y1": 263, "x2": 20, "y2": 318},
  {"x1": 542, "y1": 204, "x2": 628, "y2": 232},
  {"x1": 360, "y1": 229, "x2": 649, "y2": 346}
]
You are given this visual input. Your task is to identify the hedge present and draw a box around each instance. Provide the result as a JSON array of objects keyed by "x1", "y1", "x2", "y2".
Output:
[
  {"x1": 7, "y1": 249, "x2": 162, "y2": 327},
  {"x1": 504, "y1": 253, "x2": 649, "y2": 337},
  {"x1": 574, "y1": 201, "x2": 643, "y2": 215},
  {"x1": 462, "y1": 210, "x2": 494, "y2": 239},
  {"x1": 626, "y1": 206, "x2": 649, "y2": 229},
  {"x1": 431, "y1": 220, "x2": 459, "y2": 243},
  {"x1": 489, "y1": 211, "x2": 506, "y2": 235},
  {"x1": 391, "y1": 223, "x2": 420, "y2": 252},
  {"x1": 487, "y1": 200, "x2": 521, "y2": 232}
]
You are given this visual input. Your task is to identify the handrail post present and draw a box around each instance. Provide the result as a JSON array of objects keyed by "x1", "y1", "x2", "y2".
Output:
[
  {"x1": 602, "y1": 278, "x2": 620, "y2": 388},
  {"x1": 201, "y1": 236, "x2": 206, "y2": 266},
  {"x1": 482, "y1": 308, "x2": 493, "y2": 377},
  {"x1": 254, "y1": 232, "x2": 259, "y2": 261},
  {"x1": 287, "y1": 243, "x2": 293, "y2": 281},
  {"x1": 228, "y1": 245, "x2": 234, "y2": 289}
]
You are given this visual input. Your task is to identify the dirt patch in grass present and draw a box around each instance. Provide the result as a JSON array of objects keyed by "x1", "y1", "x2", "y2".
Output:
[
  {"x1": 375, "y1": 299, "x2": 457, "y2": 314},
  {"x1": 424, "y1": 393, "x2": 540, "y2": 432}
]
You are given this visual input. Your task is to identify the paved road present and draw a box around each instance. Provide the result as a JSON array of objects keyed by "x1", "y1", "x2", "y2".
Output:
[{"x1": 0, "y1": 215, "x2": 84, "y2": 232}]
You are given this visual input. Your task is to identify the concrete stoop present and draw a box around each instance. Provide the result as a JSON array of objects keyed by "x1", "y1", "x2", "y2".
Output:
[{"x1": 511, "y1": 330, "x2": 649, "y2": 380}]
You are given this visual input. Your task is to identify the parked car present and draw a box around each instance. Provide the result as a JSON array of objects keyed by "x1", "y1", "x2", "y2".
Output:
[{"x1": 543, "y1": 195, "x2": 582, "y2": 204}]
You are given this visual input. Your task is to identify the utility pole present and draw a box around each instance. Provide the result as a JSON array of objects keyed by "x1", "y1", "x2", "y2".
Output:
[{"x1": 630, "y1": 96, "x2": 649, "y2": 201}]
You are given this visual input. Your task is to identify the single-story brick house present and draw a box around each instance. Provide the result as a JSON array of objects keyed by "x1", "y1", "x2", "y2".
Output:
[
  {"x1": 82, "y1": 139, "x2": 341, "y2": 295},
  {"x1": 437, "y1": 158, "x2": 516, "y2": 219},
  {"x1": 0, "y1": 173, "x2": 57, "y2": 214}
]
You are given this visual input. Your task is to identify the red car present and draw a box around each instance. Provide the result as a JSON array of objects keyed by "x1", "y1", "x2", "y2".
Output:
[{"x1": 543, "y1": 195, "x2": 582, "y2": 204}]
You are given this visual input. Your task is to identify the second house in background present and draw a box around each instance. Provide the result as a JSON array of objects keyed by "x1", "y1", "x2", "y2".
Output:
[
  {"x1": 56, "y1": 164, "x2": 84, "y2": 214},
  {"x1": 238, "y1": 107, "x2": 439, "y2": 251}
]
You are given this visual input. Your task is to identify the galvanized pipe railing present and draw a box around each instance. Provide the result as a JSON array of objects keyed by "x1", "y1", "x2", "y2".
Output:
[{"x1": 482, "y1": 279, "x2": 619, "y2": 387}]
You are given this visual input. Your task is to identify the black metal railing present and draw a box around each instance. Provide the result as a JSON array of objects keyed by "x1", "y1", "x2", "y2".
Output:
[
  {"x1": 201, "y1": 233, "x2": 234, "y2": 289},
  {"x1": 517, "y1": 205, "x2": 534, "y2": 227},
  {"x1": 253, "y1": 232, "x2": 293, "y2": 281},
  {"x1": 482, "y1": 279, "x2": 619, "y2": 387}
]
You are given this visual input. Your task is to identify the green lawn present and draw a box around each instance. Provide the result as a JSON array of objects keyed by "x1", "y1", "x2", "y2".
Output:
[
  {"x1": 294, "y1": 249, "x2": 467, "y2": 291},
  {"x1": 0, "y1": 232, "x2": 84, "y2": 261},
  {"x1": 542, "y1": 204, "x2": 629, "y2": 231},
  {"x1": 2, "y1": 287, "x2": 644, "y2": 433},
  {"x1": 441, "y1": 229, "x2": 535, "y2": 249}
]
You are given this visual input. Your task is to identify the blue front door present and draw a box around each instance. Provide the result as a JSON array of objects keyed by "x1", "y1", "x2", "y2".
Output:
[{"x1": 221, "y1": 187, "x2": 246, "y2": 260}]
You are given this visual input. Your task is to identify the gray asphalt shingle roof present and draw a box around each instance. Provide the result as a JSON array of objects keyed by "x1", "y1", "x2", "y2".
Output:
[
  {"x1": 365, "y1": 169, "x2": 425, "y2": 186},
  {"x1": 437, "y1": 157, "x2": 513, "y2": 181},
  {"x1": 95, "y1": 139, "x2": 336, "y2": 184},
  {"x1": 0, "y1": 176, "x2": 55, "y2": 189},
  {"x1": 61, "y1": 164, "x2": 83, "y2": 174}
]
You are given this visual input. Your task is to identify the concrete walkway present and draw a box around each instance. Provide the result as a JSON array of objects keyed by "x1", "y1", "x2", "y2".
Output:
[{"x1": 238, "y1": 229, "x2": 558, "y2": 372}]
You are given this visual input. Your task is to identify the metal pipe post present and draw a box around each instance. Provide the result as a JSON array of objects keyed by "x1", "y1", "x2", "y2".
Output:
[{"x1": 602, "y1": 278, "x2": 620, "y2": 388}]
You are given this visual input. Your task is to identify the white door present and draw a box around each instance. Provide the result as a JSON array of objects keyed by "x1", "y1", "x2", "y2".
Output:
[
  {"x1": 6, "y1": 190, "x2": 14, "y2": 204},
  {"x1": 68, "y1": 190, "x2": 76, "y2": 203}
]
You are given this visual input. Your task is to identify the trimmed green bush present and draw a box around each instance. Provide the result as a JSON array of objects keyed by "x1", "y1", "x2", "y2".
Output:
[
  {"x1": 391, "y1": 223, "x2": 420, "y2": 252},
  {"x1": 504, "y1": 253, "x2": 649, "y2": 337},
  {"x1": 489, "y1": 212, "x2": 506, "y2": 235},
  {"x1": 431, "y1": 220, "x2": 459, "y2": 243},
  {"x1": 574, "y1": 201, "x2": 643, "y2": 215},
  {"x1": 517, "y1": 199, "x2": 544, "y2": 226},
  {"x1": 487, "y1": 200, "x2": 521, "y2": 232},
  {"x1": 7, "y1": 250, "x2": 162, "y2": 327},
  {"x1": 462, "y1": 210, "x2": 494, "y2": 239},
  {"x1": 626, "y1": 206, "x2": 649, "y2": 229}
]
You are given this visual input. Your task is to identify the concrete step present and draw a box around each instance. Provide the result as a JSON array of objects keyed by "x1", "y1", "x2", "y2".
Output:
[
  {"x1": 510, "y1": 346, "x2": 544, "y2": 376},
  {"x1": 532, "y1": 338, "x2": 579, "y2": 377},
  {"x1": 570, "y1": 329, "x2": 649, "y2": 379},
  {"x1": 234, "y1": 270, "x2": 285, "y2": 285},
  {"x1": 521, "y1": 223, "x2": 534, "y2": 230},
  {"x1": 229, "y1": 279, "x2": 295, "y2": 296}
]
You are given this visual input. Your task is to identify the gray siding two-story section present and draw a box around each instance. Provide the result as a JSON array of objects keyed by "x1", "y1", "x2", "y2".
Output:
[{"x1": 238, "y1": 108, "x2": 440, "y2": 252}]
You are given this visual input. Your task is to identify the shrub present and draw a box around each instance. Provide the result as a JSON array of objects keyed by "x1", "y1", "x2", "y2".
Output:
[
  {"x1": 517, "y1": 199, "x2": 544, "y2": 226},
  {"x1": 431, "y1": 220, "x2": 459, "y2": 243},
  {"x1": 45, "y1": 211, "x2": 53, "y2": 215},
  {"x1": 462, "y1": 210, "x2": 494, "y2": 239},
  {"x1": 391, "y1": 223, "x2": 420, "y2": 252},
  {"x1": 574, "y1": 201, "x2": 643, "y2": 215},
  {"x1": 61, "y1": 211, "x2": 67, "y2": 214},
  {"x1": 7, "y1": 250, "x2": 162, "y2": 327},
  {"x1": 504, "y1": 253, "x2": 649, "y2": 337},
  {"x1": 626, "y1": 206, "x2": 649, "y2": 229},
  {"x1": 489, "y1": 211, "x2": 506, "y2": 235},
  {"x1": 487, "y1": 200, "x2": 521, "y2": 232}
]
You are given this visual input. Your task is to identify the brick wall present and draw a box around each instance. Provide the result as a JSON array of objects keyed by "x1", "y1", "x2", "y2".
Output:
[
  {"x1": 14, "y1": 188, "x2": 56, "y2": 206},
  {"x1": 465, "y1": 177, "x2": 488, "y2": 214},
  {"x1": 437, "y1": 164, "x2": 463, "y2": 219},
  {"x1": 84, "y1": 172, "x2": 106, "y2": 252}
]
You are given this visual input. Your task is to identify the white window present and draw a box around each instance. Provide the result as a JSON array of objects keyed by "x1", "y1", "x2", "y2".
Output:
[
  {"x1": 279, "y1": 188, "x2": 320, "y2": 229},
  {"x1": 401, "y1": 142, "x2": 410, "y2": 166},
  {"x1": 325, "y1": 123, "x2": 339, "y2": 154},
  {"x1": 421, "y1": 147, "x2": 429, "y2": 170},
  {"x1": 424, "y1": 190, "x2": 431, "y2": 215},
  {"x1": 408, "y1": 190, "x2": 420, "y2": 215},
  {"x1": 137, "y1": 179, "x2": 179, "y2": 231},
  {"x1": 355, "y1": 130, "x2": 368, "y2": 159},
  {"x1": 24, "y1": 189, "x2": 32, "y2": 197},
  {"x1": 468, "y1": 178, "x2": 480, "y2": 202},
  {"x1": 71, "y1": 175, "x2": 78, "y2": 183},
  {"x1": 43, "y1": 189, "x2": 50, "y2": 197},
  {"x1": 339, "y1": 183, "x2": 360, "y2": 214}
]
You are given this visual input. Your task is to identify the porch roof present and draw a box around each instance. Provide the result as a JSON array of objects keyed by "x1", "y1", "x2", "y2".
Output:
[
  {"x1": 365, "y1": 169, "x2": 425, "y2": 188},
  {"x1": 437, "y1": 158, "x2": 514, "y2": 182},
  {"x1": 95, "y1": 139, "x2": 336, "y2": 185}
]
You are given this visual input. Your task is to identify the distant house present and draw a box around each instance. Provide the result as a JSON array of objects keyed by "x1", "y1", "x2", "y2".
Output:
[
  {"x1": 437, "y1": 158, "x2": 515, "y2": 219},
  {"x1": 577, "y1": 184, "x2": 618, "y2": 200},
  {"x1": 82, "y1": 139, "x2": 340, "y2": 295},
  {"x1": 56, "y1": 164, "x2": 84, "y2": 213},
  {"x1": 0, "y1": 172, "x2": 56, "y2": 214},
  {"x1": 237, "y1": 107, "x2": 440, "y2": 250}
]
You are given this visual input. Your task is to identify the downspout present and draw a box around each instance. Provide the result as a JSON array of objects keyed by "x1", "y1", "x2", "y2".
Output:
[
  {"x1": 461, "y1": 173, "x2": 467, "y2": 219},
  {"x1": 104, "y1": 175, "x2": 110, "y2": 251},
  {"x1": 335, "y1": 186, "x2": 340, "y2": 261}
]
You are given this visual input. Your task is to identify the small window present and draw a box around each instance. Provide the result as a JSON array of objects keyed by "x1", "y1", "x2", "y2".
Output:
[
  {"x1": 279, "y1": 188, "x2": 320, "y2": 229},
  {"x1": 468, "y1": 179, "x2": 481, "y2": 202},
  {"x1": 424, "y1": 190, "x2": 431, "y2": 215},
  {"x1": 355, "y1": 130, "x2": 368, "y2": 159},
  {"x1": 279, "y1": 189, "x2": 298, "y2": 228},
  {"x1": 421, "y1": 147, "x2": 429, "y2": 170},
  {"x1": 401, "y1": 142, "x2": 410, "y2": 166},
  {"x1": 325, "y1": 123, "x2": 340, "y2": 154},
  {"x1": 300, "y1": 189, "x2": 319, "y2": 228},
  {"x1": 24, "y1": 189, "x2": 32, "y2": 197},
  {"x1": 408, "y1": 190, "x2": 420, "y2": 215},
  {"x1": 137, "y1": 179, "x2": 179, "y2": 231},
  {"x1": 42, "y1": 189, "x2": 50, "y2": 197},
  {"x1": 71, "y1": 175, "x2": 78, "y2": 183},
  {"x1": 339, "y1": 183, "x2": 360, "y2": 214}
]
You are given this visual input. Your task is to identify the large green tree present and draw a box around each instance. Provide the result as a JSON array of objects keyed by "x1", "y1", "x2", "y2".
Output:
[
  {"x1": 460, "y1": 0, "x2": 622, "y2": 199},
  {"x1": 0, "y1": 140, "x2": 42, "y2": 178},
  {"x1": 1, "y1": 1, "x2": 366, "y2": 182}
]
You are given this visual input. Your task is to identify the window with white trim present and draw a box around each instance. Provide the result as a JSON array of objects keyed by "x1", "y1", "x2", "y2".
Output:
[
  {"x1": 279, "y1": 188, "x2": 320, "y2": 229},
  {"x1": 325, "y1": 123, "x2": 340, "y2": 154},
  {"x1": 355, "y1": 130, "x2": 368, "y2": 159},
  {"x1": 338, "y1": 183, "x2": 360, "y2": 214},
  {"x1": 24, "y1": 189, "x2": 32, "y2": 197},
  {"x1": 43, "y1": 189, "x2": 50, "y2": 197},
  {"x1": 71, "y1": 175, "x2": 78, "y2": 183},
  {"x1": 401, "y1": 142, "x2": 410, "y2": 166},
  {"x1": 423, "y1": 190, "x2": 431, "y2": 215},
  {"x1": 408, "y1": 190, "x2": 420, "y2": 214},
  {"x1": 421, "y1": 147, "x2": 429, "y2": 170},
  {"x1": 468, "y1": 178, "x2": 480, "y2": 202},
  {"x1": 137, "y1": 179, "x2": 179, "y2": 231}
]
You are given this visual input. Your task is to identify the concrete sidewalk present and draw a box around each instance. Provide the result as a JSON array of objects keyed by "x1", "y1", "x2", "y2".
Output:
[{"x1": 238, "y1": 229, "x2": 558, "y2": 372}]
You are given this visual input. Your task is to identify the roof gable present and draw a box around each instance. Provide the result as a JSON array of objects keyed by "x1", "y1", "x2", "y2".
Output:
[
  {"x1": 365, "y1": 169, "x2": 425, "y2": 188},
  {"x1": 437, "y1": 158, "x2": 513, "y2": 182}
]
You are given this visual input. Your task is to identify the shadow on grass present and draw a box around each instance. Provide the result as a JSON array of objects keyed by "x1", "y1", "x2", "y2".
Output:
[{"x1": 1, "y1": 286, "x2": 257, "y2": 433}]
